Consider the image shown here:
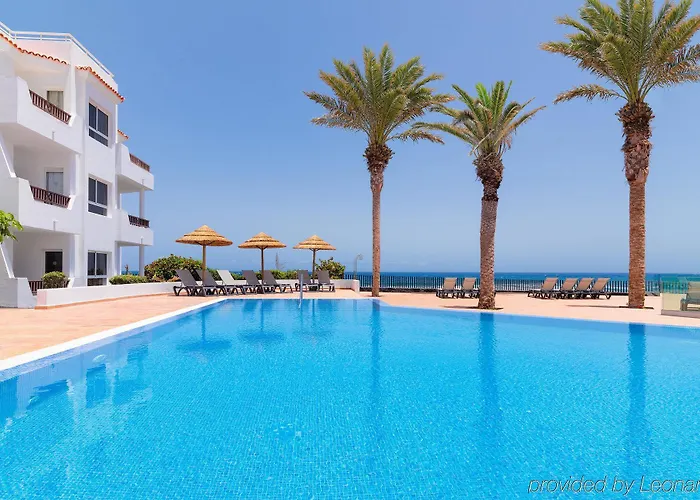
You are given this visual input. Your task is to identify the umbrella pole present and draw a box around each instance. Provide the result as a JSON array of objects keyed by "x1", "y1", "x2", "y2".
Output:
[
  {"x1": 312, "y1": 249, "x2": 317, "y2": 279},
  {"x1": 260, "y1": 248, "x2": 264, "y2": 279},
  {"x1": 202, "y1": 245, "x2": 207, "y2": 279}
]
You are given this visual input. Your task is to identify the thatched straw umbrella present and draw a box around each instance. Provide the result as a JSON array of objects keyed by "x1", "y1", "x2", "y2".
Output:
[
  {"x1": 238, "y1": 232, "x2": 286, "y2": 278},
  {"x1": 176, "y1": 225, "x2": 232, "y2": 278},
  {"x1": 293, "y1": 235, "x2": 336, "y2": 278}
]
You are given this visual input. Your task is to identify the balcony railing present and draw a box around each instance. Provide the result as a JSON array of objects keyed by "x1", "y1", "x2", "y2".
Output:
[
  {"x1": 130, "y1": 154, "x2": 151, "y2": 172},
  {"x1": 128, "y1": 215, "x2": 150, "y2": 228},
  {"x1": 31, "y1": 185, "x2": 70, "y2": 208},
  {"x1": 29, "y1": 90, "x2": 71, "y2": 124},
  {"x1": 28, "y1": 280, "x2": 68, "y2": 295}
]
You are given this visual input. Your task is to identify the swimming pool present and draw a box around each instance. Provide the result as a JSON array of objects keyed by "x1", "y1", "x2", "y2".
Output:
[{"x1": 2, "y1": 299, "x2": 700, "y2": 498}]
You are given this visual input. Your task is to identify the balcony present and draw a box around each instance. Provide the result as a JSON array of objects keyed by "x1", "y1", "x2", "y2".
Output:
[
  {"x1": 130, "y1": 154, "x2": 151, "y2": 172},
  {"x1": 116, "y1": 143, "x2": 154, "y2": 191},
  {"x1": 128, "y1": 215, "x2": 150, "y2": 228},
  {"x1": 118, "y1": 209, "x2": 153, "y2": 246},
  {"x1": 0, "y1": 77, "x2": 82, "y2": 153},
  {"x1": 29, "y1": 91, "x2": 71, "y2": 124},
  {"x1": 30, "y1": 185, "x2": 70, "y2": 208}
]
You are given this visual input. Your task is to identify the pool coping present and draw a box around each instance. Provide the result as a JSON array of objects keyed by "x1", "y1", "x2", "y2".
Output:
[{"x1": 0, "y1": 297, "x2": 227, "y2": 375}]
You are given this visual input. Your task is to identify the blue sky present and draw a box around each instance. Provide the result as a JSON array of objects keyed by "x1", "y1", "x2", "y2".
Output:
[{"x1": 5, "y1": 0, "x2": 700, "y2": 273}]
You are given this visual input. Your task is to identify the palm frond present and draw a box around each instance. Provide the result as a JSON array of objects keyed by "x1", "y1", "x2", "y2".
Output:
[
  {"x1": 390, "y1": 129, "x2": 444, "y2": 143},
  {"x1": 554, "y1": 84, "x2": 624, "y2": 103},
  {"x1": 305, "y1": 45, "x2": 446, "y2": 147},
  {"x1": 543, "y1": 0, "x2": 700, "y2": 104},
  {"x1": 414, "y1": 81, "x2": 544, "y2": 160}
]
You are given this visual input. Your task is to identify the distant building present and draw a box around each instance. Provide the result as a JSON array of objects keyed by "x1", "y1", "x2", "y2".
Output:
[{"x1": 0, "y1": 21, "x2": 154, "y2": 307}]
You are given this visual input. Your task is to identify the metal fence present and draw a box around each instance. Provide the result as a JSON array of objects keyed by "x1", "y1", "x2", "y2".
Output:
[{"x1": 343, "y1": 274, "x2": 686, "y2": 295}]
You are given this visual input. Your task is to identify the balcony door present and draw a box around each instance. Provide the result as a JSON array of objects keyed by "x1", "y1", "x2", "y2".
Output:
[
  {"x1": 45, "y1": 171, "x2": 64, "y2": 195},
  {"x1": 45, "y1": 251, "x2": 63, "y2": 273}
]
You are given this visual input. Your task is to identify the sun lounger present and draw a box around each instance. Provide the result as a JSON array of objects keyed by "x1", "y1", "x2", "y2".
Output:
[
  {"x1": 218, "y1": 270, "x2": 251, "y2": 295},
  {"x1": 263, "y1": 270, "x2": 292, "y2": 293},
  {"x1": 200, "y1": 270, "x2": 232, "y2": 295},
  {"x1": 456, "y1": 277, "x2": 477, "y2": 298},
  {"x1": 436, "y1": 277, "x2": 458, "y2": 298},
  {"x1": 578, "y1": 277, "x2": 611, "y2": 299},
  {"x1": 528, "y1": 277, "x2": 558, "y2": 299},
  {"x1": 243, "y1": 270, "x2": 273, "y2": 294},
  {"x1": 316, "y1": 270, "x2": 336, "y2": 292},
  {"x1": 174, "y1": 269, "x2": 217, "y2": 296},
  {"x1": 295, "y1": 270, "x2": 319, "y2": 291},
  {"x1": 572, "y1": 277, "x2": 593, "y2": 298},
  {"x1": 681, "y1": 282, "x2": 700, "y2": 311},
  {"x1": 555, "y1": 278, "x2": 578, "y2": 299}
]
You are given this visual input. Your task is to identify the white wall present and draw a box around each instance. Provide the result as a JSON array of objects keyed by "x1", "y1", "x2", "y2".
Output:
[
  {"x1": 11, "y1": 231, "x2": 72, "y2": 280},
  {"x1": 0, "y1": 29, "x2": 153, "y2": 304},
  {"x1": 13, "y1": 146, "x2": 73, "y2": 194},
  {"x1": 36, "y1": 282, "x2": 176, "y2": 307}
]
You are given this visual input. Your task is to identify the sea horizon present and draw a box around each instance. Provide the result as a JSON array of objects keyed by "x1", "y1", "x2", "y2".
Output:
[{"x1": 348, "y1": 271, "x2": 700, "y2": 281}]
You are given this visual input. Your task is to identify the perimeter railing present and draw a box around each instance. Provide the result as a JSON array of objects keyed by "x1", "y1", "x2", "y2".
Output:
[
  {"x1": 0, "y1": 21, "x2": 113, "y2": 77},
  {"x1": 344, "y1": 274, "x2": 673, "y2": 295}
]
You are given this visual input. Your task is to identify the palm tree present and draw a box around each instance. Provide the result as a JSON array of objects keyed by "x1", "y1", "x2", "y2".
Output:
[
  {"x1": 305, "y1": 45, "x2": 452, "y2": 297},
  {"x1": 542, "y1": 0, "x2": 700, "y2": 308},
  {"x1": 415, "y1": 82, "x2": 543, "y2": 309}
]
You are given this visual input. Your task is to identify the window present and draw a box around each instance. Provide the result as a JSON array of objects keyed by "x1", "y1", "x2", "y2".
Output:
[
  {"x1": 88, "y1": 178, "x2": 108, "y2": 216},
  {"x1": 45, "y1": 171, "x2": 64, "y2": 195},
  {"x1": 47, "y1": 91, "x2": 64, "y2": 110},
  {"x1": 45, "y1": 251, "x2": 63, "y2": 273},
  {"x1": 88, "y1": 103, "x2": 109, "y2": 146},
  {"x1": 88, "y1": 251, "x2": 108, "y2": 283}
]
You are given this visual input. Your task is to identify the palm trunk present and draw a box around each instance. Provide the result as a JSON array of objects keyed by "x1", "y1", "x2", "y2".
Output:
[
  {"x1": 479, "y1": 191, "x2": 498, "y2": 309},
  {"x1": 619, "y1": 103, "x2": 653, "y2": 309},
  {"x1": 365, "y1": 143, "x2": 393, "y2": 297},
  {"x1": 475, "y1": 154, "x2": 503, "y2": 310}
]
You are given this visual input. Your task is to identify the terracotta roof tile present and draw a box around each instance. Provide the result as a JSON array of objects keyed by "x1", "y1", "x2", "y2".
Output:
[
  {"x1": 77, "y1": 66, "x2": 125, "y2": 102},
  {"x1": 0, "y1": 33, "x2": 68, "y2": 65},
  {"x1": 118, "y1": 129, "x2": 129, "y2": 139}
]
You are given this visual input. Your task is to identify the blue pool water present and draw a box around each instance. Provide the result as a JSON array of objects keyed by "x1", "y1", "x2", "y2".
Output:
[{"x1": 2, "y1": 300, "x2": 700, "y2": 498}]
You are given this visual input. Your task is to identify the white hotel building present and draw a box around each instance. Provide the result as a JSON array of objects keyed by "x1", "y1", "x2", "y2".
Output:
[{"x1": 0, "y1": 21, "x2": 154, "y2": 308}]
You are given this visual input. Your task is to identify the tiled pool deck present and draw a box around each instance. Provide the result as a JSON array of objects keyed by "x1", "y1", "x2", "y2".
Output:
[{"x1": 1, "y1": 291, "x2": 697, "y2": 362}]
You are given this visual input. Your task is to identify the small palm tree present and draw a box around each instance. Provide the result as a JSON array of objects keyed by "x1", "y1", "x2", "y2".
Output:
[
  {"x1": 542, "y1": 0, "x2": 700, "y2": 308},
  {"x1": 305, "y1": 45, "x2": 451, "y2": 297},
  {"x1": 415, "y1": 82, "x2": 544, "y2": 309}
]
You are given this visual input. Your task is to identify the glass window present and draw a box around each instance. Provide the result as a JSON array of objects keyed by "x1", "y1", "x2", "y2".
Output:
[
  {"x1": 88, "y1": 252, "x2": 108, "y2": 277},
  {"x1": 88, "y1": 178, "x2": 108, "y2": 216},
  {"x1": 47, "y1": 91, "x2": 64, "y2": 110},
  {"x1": 87, "y1": 252, "x2": 95, "y2": 276},
  {"x1": 45, "y1": 171, "x2": 64, "y2": 195},
  {"x1": 88, "y1": 103, "x2": 109, "y2": 146},
  {"x1": 96, "y1": 253, "x2": 107, "y2": 276}
]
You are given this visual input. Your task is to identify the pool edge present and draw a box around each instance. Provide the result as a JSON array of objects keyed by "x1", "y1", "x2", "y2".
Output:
[{"x1": 0, "y1": 297, "x2": 227, "y2": 375}]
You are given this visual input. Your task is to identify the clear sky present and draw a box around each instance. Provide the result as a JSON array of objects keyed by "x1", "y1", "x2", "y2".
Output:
[{"x1": 4, "y1": 0, "x2": 700, "y2": 273}]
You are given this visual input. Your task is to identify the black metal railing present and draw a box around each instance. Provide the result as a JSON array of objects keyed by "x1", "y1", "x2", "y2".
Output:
[
  {"x1": 29, "y1": 90, "x2": 71, "y2": 123},
  {"x1": 343, "y1": 274, "x2": 673, "y2": 296},
  {"x1": 128, "y1": 215, "x2": 150, "y2": 228},
  {"x1": 28, "y1": 280, "x2": 68, "y2": 295},
  {"x1": 31, "y1": 185, "x2": 70, "y2": 208},
  {"x1": 130, "y1": 154, "x2": 151, "y2": 172}
]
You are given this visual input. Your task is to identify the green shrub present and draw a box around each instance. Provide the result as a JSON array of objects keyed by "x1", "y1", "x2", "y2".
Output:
[
  {"x1": 109, "y1": 275, "x2": 150, "y2": 285},
  {"x1": 228, "y1": 270, "x2": 298, "y2": 280},
  {"x1": 0, "y1": 210, "x2": 22, "y2": 244},
  {"x1": 316, "y1": 257, "x2": 345, "y2": 279},
  {"x1": 42, "y1": 271, "x2": 67, "y2": 289},
  {"x1": 144, "y1": 254, "x2": 220, "y2": 281}
]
